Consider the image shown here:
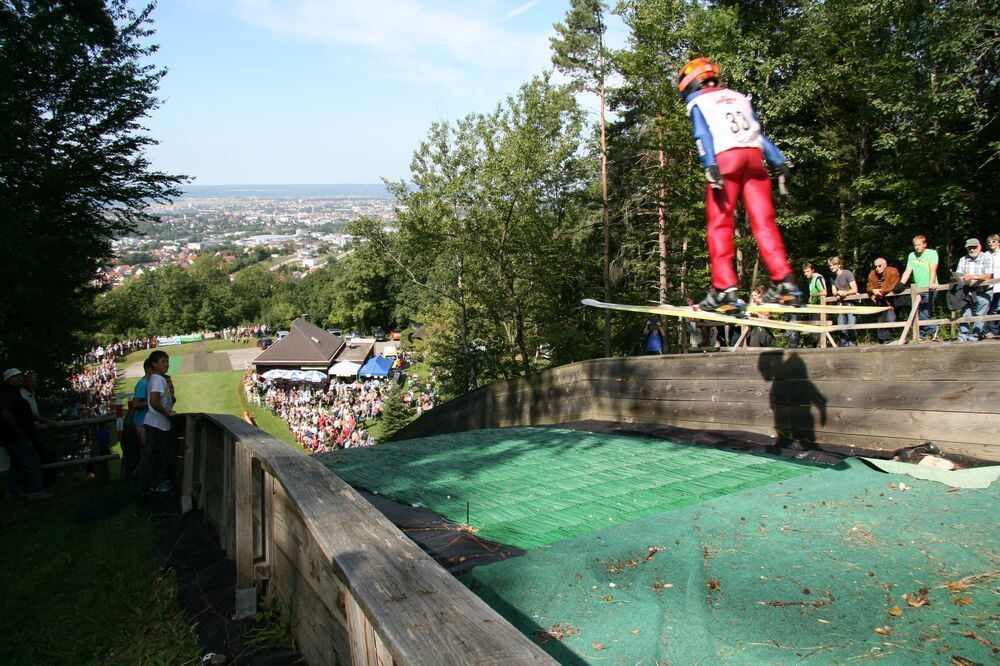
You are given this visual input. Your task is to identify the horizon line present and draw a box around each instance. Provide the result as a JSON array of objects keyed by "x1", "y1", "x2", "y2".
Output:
[{"x1": 182, "y1": 182, "x2": 389, "y2": 187}]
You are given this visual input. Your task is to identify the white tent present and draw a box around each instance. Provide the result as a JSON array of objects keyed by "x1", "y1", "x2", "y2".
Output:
[
  {"x1": 382, "y1": 345, "x2": 398, "y2": 357},
  {"x1": 328, "y1": 360, "x2": 362, "y2": 378}
]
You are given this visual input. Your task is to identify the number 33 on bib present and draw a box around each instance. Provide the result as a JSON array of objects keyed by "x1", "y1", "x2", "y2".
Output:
[{"x1": 686, "y1": 91, "x2": 763, "y2": 154}]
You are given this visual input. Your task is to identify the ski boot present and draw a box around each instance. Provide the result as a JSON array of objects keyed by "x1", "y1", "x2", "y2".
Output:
[
  {"x1": 697, "y1": 286, "x2": 743, "y2": 314},
  {"x1": 761, "y1": 275, "x2": 803, "y2": 306}
]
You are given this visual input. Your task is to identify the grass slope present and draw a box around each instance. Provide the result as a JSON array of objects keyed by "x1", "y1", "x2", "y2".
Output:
[
  {"x1": 119, "y1": 370, "x2": 298, "y2": 448},
  {"x1": 0, "y1": 475, "x2": 201, "y2": 664}
]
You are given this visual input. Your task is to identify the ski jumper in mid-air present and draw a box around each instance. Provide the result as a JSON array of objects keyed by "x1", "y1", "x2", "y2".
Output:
[{"x1": 678, "y1": 57, "x2": 802, "y2": 313}]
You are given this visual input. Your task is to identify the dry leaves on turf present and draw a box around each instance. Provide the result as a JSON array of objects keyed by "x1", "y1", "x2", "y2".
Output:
[
  {"x1": 903, "y1": 588, "x2": 929, "y2": 608},
  {"x1": 533, "y1": 623, "x2": 581, "y2": 644}
]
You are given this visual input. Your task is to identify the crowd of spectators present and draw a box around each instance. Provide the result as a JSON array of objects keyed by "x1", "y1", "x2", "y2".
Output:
[
  {"x1": 245, "y1": 371, "x2": 385, "y2": 452},
  {"x1": 834, "y1": 233, "x2": 999, "y2": 345},
  {"x1": 244, "y1": 363, "x2": 438, "y2": 453},
  {"x1": 403, "y1": 381, "x2": 437, "y2": 416},
  {"x1": 78, "y1": 337, "x2": 155, "y2": 365},
  {"x1": 69, "y1": 355, "x2": 118, "y2": 417},
  {"x1": 221, "y1": 324, "x2": 268, "y2": 343},
  {"x1": 677, "y1": 233, "x2": 1000, "y2": 351}
]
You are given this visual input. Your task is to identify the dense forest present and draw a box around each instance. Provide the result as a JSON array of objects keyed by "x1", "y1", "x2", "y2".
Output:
[
  {"x1": 3, "y1": 1, "x2": 998, "y2": 398},
  {"x1": 99, "y1": 0, "x2": 1000, "y2": 398},
  {"x1": 351, "y1": 0, "x2": 1000, "y2": 395}
]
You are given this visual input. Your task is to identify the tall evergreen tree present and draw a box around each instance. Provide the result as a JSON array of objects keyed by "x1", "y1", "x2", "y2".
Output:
[
  {"x1": 552, "y1": 0, "x2": 615, "y2": 356},
  {"x1": 0, "y1": 0, "x2": 184, "y2": 376}
]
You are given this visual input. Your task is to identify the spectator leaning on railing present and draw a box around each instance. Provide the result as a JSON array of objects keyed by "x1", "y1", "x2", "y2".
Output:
[
  {"x1": 866, "y1": 258, "x2": 901, "y2": 344},
  {"x1": 788, "y1": 262, "x2": 828, "y2": 349},
  {"x1": 828, "y1": 256, "x2": 858, "y2": 348},
  {"x1": 986, "y1": 234, "x2": 1000, "y2": 336},
  {"x1": 899, "y1": 235, "x2": 940, "y2": 342},
  {"x1": 1, "y1": 369, "x2": 53, "y2": 500},
  {"x1": 953, "y1": 238, "x2": 993, "y2": 342}
]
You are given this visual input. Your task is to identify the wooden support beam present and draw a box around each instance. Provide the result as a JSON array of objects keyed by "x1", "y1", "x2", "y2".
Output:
[
  {"x1": 181, "y1": 415, "x2": 197, "y2": 514},
  {"x1": 233, "y1": 441, "x2": 256, "y2": 619}
]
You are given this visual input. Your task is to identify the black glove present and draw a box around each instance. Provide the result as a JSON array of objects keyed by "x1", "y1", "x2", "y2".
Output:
[
  {"x1": 705, "y1": 165, "x2": 724, "y2": 189},
  {"x1": 772, "y1": 162, "x2": 791, "y2": 195}
]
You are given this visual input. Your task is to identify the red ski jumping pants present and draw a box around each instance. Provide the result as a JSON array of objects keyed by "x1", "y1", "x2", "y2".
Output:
[{"x1": 705, "y1": 147, "x2": 792, "y2": 289}]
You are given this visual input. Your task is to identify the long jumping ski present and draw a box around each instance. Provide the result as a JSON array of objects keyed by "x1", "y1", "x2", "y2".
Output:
[{"x1": 581, "y1": 299, "x2": 828, "y2": 333}]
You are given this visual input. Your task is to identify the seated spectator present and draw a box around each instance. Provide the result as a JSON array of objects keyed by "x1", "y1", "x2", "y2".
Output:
[
  {"x1": 1, "y1": 369, "x2": 52, "y2": 500},
  {"x1": 954, "y1": 238, "x2": 992, "y2": 341},
  {"x1": 866, "y1": 258, "x2": 901, "y2": 344}
]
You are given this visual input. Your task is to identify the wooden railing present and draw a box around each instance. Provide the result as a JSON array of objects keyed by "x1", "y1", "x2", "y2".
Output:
[
  {"x1": 393, "y1": 344, "x2": 1000, "y2": 462},
  {"x1": 180, "y1": 413, "x2": 553, "y2": 666},
  {"x1": 813, "y1": 279, "x2": 1000, "y2": 346},
  {"x1": 0, "y1": 414, "x2": 119, "y2": 477},
  {"x1": 681, "y1": 278, "x2": 1000, "y2": 351}
]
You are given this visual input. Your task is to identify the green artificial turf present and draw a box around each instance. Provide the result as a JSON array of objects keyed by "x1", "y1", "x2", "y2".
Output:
[
  {"x1": 320, "y1": 427, "x2": 818, "y2": 548},
  {"x1": 462, "y1": 457, "x2": 1000, "y2": 664}
]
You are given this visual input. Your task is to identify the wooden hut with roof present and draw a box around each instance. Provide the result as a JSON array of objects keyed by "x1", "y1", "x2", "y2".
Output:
[{"x1": 252, "y1": 316, "x2": 344, "y2": 373}]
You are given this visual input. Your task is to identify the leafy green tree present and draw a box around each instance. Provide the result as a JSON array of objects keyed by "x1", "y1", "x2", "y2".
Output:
[
  {"x1": 0, "y1": 1, "x2": 185, "y2": 376},
  {"x1": 230, "y1": 265, "x2": 279, "y2": 323},
  {"x1": 552, "y1": 0, "x2": 615, "y2": 356}
]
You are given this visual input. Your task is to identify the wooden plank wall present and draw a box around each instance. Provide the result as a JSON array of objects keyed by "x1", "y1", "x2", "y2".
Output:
[
  {"x1": 183, "y1": 414, "x2": 553, "y2": 666},
  {"x1": 393, "y1": 343, "x2": 1000, "y2": 461}
]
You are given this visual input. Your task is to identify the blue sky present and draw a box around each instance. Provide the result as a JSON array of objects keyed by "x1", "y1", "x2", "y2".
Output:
[{"x1": 144, "y1": 1, "x2": 620, "y2": 185}]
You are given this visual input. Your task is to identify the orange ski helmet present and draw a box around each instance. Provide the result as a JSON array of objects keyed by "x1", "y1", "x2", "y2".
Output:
[{"x1": 677, "y1": 57, "x2": 721, "y2": 99}]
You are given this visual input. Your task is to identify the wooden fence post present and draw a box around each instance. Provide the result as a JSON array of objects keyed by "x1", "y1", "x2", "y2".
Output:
[
  {"x1": 221, "y1": 433, "x2": 234, "y2": 555},
  {"x1": 234, "y1": 442, "x2": 256, "y2": 618},
  {"x1": 181, "y1": 415, "x2": 196, "y2": 514}
]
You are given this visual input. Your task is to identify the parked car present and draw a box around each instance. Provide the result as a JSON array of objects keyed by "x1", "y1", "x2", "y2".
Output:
[
  {"x1": 276, "y1": 330, "x2": 290, "y2": 340},
  {"x1": 328, "y1": 329, "x2": 343, "y2": 337},
  {"x1": 389, "y1": 329, "x2": 402, "y2": 341},
  {"x1": 373, "y1": 328, "x2": 387, "y2": 342},
  {"x1": 257, "y1": 337, "x2": 273, "y2": 349}
]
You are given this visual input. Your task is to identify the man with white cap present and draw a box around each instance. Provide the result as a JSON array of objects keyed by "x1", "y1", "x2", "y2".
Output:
[
  {"x1": 954, "y1": 238, "x2": 992, "y2": 341},
  {"x1": 1, "y1": 368, "x2": 52, "y2": 499}
]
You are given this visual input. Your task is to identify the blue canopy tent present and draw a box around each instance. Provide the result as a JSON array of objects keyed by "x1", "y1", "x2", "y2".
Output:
[{"x1": 358, "y1": 355, "x2": 393, "y2": 379}]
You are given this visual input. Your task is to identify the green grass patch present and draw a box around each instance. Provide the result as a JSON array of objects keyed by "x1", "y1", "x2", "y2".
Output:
[
  {"x1": 119, "y1": 339, "x2": 256, "y2": 367},
  {"x1": 0, "y1": 476, "x2": 201, "y2": 664},
  {"x1": 119, "y1": 371, "x2": 299, "y2": 449}
]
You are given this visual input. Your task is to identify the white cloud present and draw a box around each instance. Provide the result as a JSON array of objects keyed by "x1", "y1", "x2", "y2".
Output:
[
  {"x1": 222, "y1": 0, "x2": 554, "y2": 92},
  {"x1": 503, "y1": 0, "x2": 542, "y2": 21}
]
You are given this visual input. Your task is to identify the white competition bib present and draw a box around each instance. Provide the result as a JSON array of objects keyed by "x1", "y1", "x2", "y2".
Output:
[{"x1": 687, "y1": 89, "x2": 764, "y2": 155}]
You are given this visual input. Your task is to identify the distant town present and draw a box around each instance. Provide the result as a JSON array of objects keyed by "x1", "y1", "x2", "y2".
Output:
[{"x1": 103, "y1": 184, "x2": 396, "y2": 286}]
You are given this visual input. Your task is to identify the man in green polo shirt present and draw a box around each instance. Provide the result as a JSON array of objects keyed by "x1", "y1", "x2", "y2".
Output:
[{"x1": 899, "y1": 234, "x2": 940, "y2": 340}]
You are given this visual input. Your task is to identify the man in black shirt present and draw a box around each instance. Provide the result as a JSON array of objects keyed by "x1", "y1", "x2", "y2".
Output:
[{"x1": 1, "y1": 368, "x2": 51, "y2": 499}]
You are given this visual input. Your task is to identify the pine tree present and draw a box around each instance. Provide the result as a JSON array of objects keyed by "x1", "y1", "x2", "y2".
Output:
[
  {"x1": 0, "y1": 1, "x2": 185, "y2": 376},
  {"x1": 378, "y1": 382, "x2": 416, "y2": 443}
]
